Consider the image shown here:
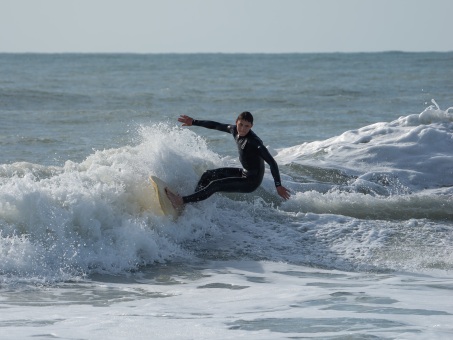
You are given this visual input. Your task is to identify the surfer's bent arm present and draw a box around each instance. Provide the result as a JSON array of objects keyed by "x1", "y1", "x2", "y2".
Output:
[
  {"x1": 259, "y1": 146, "x2": 291, "y2": 199},
  {"x1": 257, "y1": 145, "x2": 282, "y2": 187}
]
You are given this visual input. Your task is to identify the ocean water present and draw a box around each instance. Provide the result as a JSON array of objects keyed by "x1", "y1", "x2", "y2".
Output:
[{"x1": 1, "y1": 53, "x2": 453, "y2": 339}]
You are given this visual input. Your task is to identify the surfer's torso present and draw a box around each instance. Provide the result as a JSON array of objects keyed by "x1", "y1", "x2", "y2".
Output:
[{"x1": 192, "y1": 120, "x2": 282, "y2": 186}]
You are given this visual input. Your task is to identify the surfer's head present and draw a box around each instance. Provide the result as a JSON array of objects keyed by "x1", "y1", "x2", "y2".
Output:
[
  {"x1": 236, "y1": 111, "x2": 253, "y2": 137},
  {"x1": 237, "y1": 111, "x2": 254, "y2": 125}
]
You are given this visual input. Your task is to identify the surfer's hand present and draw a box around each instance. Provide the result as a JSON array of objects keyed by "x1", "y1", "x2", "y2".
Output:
[
  {"x1": 277, "y1": 185, "x2": 291, "y2": 200},
  {"x1": 178, "y1": 115, "x2": 193, "y2": 126}
]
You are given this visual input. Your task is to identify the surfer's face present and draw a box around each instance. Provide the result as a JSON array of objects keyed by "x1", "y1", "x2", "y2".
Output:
[{"x1": 236, "y1": 119, "x2": 252, "y2": 137}]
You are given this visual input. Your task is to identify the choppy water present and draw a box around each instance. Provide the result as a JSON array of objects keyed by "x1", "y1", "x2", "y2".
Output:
[{"x1": 1, "y1": 53, "x2": 453, "y2": 339}]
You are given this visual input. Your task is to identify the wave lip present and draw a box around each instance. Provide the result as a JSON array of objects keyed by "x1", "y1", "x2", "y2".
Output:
[{"x1": 278, "y1": 101, "x2": 453, "y2": 196}]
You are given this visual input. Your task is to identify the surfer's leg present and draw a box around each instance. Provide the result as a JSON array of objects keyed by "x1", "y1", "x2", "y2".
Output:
[
  {"x1": 195, "y1": 168, "x2": 242, "y2": 191},
  {"x1": 182, "y1": 172, "x2": 261, "y2": 204},
  {"x1": 166, "y1": 168, "x2": 244, "y2": 207}
]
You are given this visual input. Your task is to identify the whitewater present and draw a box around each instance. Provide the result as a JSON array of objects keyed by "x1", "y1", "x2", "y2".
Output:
[{"x1": 1, "y1": 53, "x2": 452, "y2": 339}]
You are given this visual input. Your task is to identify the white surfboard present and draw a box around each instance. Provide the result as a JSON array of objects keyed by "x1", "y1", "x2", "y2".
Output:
[{"x1": 149, "y1": 176, "x2": 180, "y2": 220}]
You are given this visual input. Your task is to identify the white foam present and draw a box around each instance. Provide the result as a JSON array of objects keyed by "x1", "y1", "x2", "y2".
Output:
[{"x1": 2, "y1": 104, "x2": 453, "y2": 284}]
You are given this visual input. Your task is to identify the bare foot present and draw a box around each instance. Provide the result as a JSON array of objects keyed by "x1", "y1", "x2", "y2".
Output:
[{"x1": 165, "y1": 187, "x2": 184, "y2": 210}]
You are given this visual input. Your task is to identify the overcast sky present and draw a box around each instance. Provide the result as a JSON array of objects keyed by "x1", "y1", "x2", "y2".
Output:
[{"x1": 2, "y1": 0, "x2": 452, "y2": 53}]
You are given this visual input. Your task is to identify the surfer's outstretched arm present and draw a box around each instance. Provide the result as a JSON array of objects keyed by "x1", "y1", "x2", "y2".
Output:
[{"x1": 178, "y1": 115, "x2": 231, "y2": 133}]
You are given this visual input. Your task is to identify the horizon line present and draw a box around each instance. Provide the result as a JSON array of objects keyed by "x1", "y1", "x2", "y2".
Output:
[{"x1": 1, "y1": 50, "x2": 452, "y2": 55}]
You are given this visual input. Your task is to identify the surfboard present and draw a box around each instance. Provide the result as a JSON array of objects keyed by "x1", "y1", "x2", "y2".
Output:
[{"x1": 149, "y1": 176, "x2": 180, "y2": 220}]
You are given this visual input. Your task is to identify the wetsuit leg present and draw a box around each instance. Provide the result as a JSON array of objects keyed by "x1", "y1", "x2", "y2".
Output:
[
  {"x1": 183, "y1": 168, "x2": 262, "y2": 204},
  {"x1": 195, "y1": 168, "x2": 241, "y2": 191}
]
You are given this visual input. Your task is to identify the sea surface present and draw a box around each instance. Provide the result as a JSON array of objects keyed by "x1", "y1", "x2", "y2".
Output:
[{"x1": 1, "y1": 52, "x2": 453, "y2": 339}]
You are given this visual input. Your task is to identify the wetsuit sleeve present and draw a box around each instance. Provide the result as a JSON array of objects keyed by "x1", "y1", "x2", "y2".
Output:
[
  {"x1": 192, "y1": 120, "x2": 232, "y2": 133},
  {"x1": 257, "y1": 145, "x2": 282, "y2": 187}
]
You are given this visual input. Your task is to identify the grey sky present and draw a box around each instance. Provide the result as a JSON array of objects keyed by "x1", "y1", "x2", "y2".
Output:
[{"x1": 2, "y1": 0, "x2": 452, "y2": 53}]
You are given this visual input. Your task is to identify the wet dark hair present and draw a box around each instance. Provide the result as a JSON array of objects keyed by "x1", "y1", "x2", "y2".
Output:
[{"x1": 236, "y1": 111, "x2": 254, "y2": 124}]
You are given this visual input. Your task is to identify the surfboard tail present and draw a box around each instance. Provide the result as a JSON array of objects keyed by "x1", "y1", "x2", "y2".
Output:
[{"x1": 149, "y1": 176, "x2": 181, "y2": 220}]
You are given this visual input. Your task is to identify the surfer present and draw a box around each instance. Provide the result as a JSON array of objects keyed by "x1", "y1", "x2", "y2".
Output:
[{"x1": 165, "y1": 111, "x2": 291, "y2": 209}]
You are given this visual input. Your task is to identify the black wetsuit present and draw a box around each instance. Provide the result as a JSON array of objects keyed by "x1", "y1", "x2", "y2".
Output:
[{"x1": 182, "y1": 120, "x2": 282, "y2": 204}]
